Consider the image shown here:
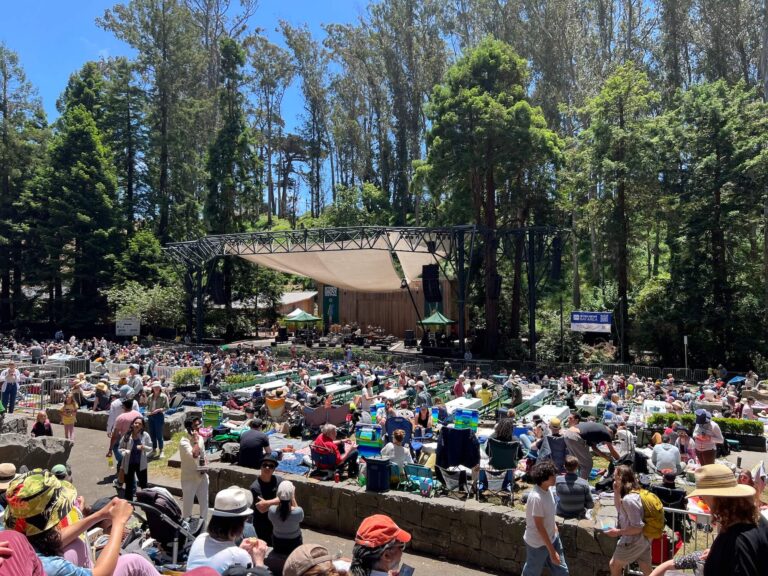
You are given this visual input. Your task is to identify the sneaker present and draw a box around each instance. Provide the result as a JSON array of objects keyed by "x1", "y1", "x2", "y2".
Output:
[
  {"x1": 112, "y1": 479, "x2": 122, "y2": 489},
  {"x1": 159, "y1": 450, "x2": 165, "y2": 458}
]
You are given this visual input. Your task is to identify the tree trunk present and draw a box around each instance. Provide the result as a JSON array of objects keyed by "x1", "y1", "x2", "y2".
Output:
[
  {"x1": 484, "y1": 168, "x2": 499, "y2": 357},
  {"x1": 616, "y1": 101, "x2": 629, "y2": 362},
  {"x1": 572, "y1": 207, "x2": 581, "y2": 308}
]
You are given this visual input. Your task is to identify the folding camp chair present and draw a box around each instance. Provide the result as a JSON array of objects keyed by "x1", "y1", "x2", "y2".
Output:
[
  {"x1": 266, "y1": 396, "x2": 286, "y2": 420},
  {"x1": 479, "y1": 438, "x2": 521, "y2": 504},
  {"x1": 355, "y1": 423, "x2": 384, "y2": 459},
  {"x1": 308, "y1": 444, "x2": 337, "y2": 481},
  {"x1": 436, "y1": 465, "x2": 471, "y2": 499},
  {"x1": 400, "y1": 463, "x2": 442, "y2": 497}
]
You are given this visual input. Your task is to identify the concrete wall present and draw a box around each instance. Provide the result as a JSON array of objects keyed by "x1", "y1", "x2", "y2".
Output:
[
  {"x1": 197, "y1": 463, "x2": 615, "y2": 576},
  {"x1": 46, "y1": 408, "x2": 188, "y2": 440}
]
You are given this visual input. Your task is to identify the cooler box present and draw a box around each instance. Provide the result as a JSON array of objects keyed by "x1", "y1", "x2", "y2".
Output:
[
  {"x1": 364, "y1": 457, "x2": 391, "y2": 493},
  {"x1": 454, "y1": 408, "x2": 479, "y2": 432}
]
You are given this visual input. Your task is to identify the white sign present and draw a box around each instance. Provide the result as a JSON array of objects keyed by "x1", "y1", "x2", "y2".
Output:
[
  {"x1": 116, "y1": 317, "x2": 141, "y2": 336},
  {"x1": 570, "y1": 311, "x2": 612, "y2": 333}
]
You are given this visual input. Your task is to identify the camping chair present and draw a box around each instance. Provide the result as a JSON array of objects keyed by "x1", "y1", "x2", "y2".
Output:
[
  {"x1": 384, "y1": 416, "x2": 414, "y2": 445},
  {"x1": 651, "y1": 484, "x2": 692, "y2": 540},
  {"x1": 266, "y1": 396, "x2": 286, "y2": 420},
  {"x1": 201, "y1": 404, "x2": 223, "y2": 428},
  {"x1": 400, "y1": 463, "x2": 442, "y2": 497},
  {"x1": 436, "y1": 465, "x2": 471, "y2": 499},
  {"x1": 479, "y1": 438, "x2": 521, "y2": 504},
  {"x1": 355, "y1": 423, "x2": 384, "y2": 459},
  {"x1": 308, "y1": 444, "x2": 337, "y2": 481}
]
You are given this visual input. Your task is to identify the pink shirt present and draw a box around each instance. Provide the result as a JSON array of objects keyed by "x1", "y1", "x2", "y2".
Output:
[{"x1": 114, "y1": 410, "x2": 143, "y2": 438}]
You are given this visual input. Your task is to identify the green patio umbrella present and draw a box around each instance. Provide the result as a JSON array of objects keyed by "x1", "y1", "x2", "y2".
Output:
[
  {"x1": 418, "y1": 310, "x2": 456, "y2": 326},
  {"x1": 284, "y1": 309, "x2": 322, "y2": 323}
]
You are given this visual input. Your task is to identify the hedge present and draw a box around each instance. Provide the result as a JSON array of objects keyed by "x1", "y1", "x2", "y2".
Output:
[
  {"x1": 171, "y1": 367, "x2": 202, "y2": 387},
  {"x1": 646, "y1": 413, "x2": 764, "y2": 435}
]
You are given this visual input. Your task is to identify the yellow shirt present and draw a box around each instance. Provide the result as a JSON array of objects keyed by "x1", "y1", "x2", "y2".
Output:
[
  {"x1": 60, "y1": 403, "x2": 78, "y2": 425},
  {"x1": 478, "y1": 388, "x2": 493, "y2": 405}
]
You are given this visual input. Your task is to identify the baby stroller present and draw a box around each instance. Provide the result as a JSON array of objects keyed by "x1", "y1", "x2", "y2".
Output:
[{"x1": 132, "y1": 487, "x2": 204, "y2": 565}]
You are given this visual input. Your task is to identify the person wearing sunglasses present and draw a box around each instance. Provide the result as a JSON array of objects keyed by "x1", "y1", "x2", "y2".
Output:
[
  {"x1": 349, "y1": 514, "x2": 411, "y2": 576},
  {"x1": 247, "y1": 455, "x2": 283, "y2": 546}
]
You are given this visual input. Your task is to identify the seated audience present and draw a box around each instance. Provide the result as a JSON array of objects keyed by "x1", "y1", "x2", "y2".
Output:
[
  {"x1": 380, "y1": 429, "x2": 414, "y2": 471},
  {"x1": 283, "y1": 543, "x2": 345, "y2": 576},
  {"x1": 313, "y1": 424, "x2": 359, "y2": 477},
  {"x1": 555, "y1": 456, "x2": 594, "y2": 519},
  {"x1": 239, "y1": 419, "x2": 271, "y2": 470},
  {"x1": 349, "y1": 514, "x2": 411, "y2": 576},
  {"x1": 651, "y1": 435, "x2": 682, "y2": 474}
]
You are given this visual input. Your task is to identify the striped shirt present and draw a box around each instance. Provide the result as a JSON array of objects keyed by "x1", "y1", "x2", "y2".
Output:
[{"x1": 555, "y1": 473, "x2": 594, "y2": 519}]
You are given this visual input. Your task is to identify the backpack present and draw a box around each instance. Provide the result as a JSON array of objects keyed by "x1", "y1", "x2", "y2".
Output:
[{"x1": 633, "y1": 488, "x2": 665, "y2": 540}]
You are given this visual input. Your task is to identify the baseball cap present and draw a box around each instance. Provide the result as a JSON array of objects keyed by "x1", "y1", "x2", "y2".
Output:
[
  {"x1": 283, "y1": 544, "x2": 333, "y2": 576},
  {"x1": 119, "y1": 385, "x2": 134, "y2": 399},
  {"x1": 51, "y1": 464, "x2": 68, "y2": 480},
  {"x1": 354, "y1": 514, "x2": 411, "y2": 548}
]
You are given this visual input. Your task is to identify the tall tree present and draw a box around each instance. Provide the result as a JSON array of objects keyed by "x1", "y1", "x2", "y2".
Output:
[{"x1": 426, "y1": 37, "x2": 561, "y2": 356}]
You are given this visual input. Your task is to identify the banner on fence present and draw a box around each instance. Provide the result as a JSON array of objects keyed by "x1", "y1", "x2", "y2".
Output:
[
  {"x1": 570, "y1": 311, "x2": 612, "y2": 333},
  {"x1": 116, "y1": 317, "x2": 141, "y2": 336}
]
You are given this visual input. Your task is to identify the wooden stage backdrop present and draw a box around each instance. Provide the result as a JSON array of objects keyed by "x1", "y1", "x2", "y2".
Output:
[{"x1": 316, "y1": 279, "x2": 461, "y2": 339}]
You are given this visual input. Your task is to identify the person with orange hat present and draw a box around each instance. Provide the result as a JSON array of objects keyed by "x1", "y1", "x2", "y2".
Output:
[{"x1": 349, "y1": 514, "x2": 411, "y2": 576}]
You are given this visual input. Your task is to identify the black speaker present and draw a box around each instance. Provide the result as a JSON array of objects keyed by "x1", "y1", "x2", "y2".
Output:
[
  {"x1": 210, "y1": 270, "x2": 226, "y2": 305},
  {"x1": 550, "y1": 235, "x2": 562, "y2": 282},
  {"x1": 422, "y1": 264, "x2": 442, "y2": 303},
  {"x1": 404, "y1": 329, "x2": 415, "y2": 340},
  {"x1": 277, "y1": 327, "x2": 288, "y2": 342}
]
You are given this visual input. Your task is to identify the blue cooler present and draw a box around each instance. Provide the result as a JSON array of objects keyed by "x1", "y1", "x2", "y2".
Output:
[{"x1": 364, "y1": 457, "x2": 391, "y2": 493}]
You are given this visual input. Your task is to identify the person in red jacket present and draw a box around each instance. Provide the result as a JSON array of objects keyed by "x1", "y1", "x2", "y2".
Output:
[{"x1": 313, "y1": 424, "x2": 359, "y2": 476}]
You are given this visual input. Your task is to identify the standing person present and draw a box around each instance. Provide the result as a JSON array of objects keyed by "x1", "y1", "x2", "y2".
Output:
[
  {"x1": 349, "y1": 514, "x2": 411, "y2": 576},
  {"x1": 146, "y1": 382, "x2": 168, "y2": 457},
  {"x1": 0, "y1": 361, "x2": 20, "y2": 413},
  {"x1": 127, "y1": 365, "x2": 143, "y2": 398},
  {"x1": 60, "y1": 392, "x2": 78, "y2": 441},
  {"x1": 605, "y1": 465, "x2": 652, "y2": 576},
  {"x1": 522, "y1": 461, "x2": 569, "y2": 576},
  {"x1": 118, "y1": 416, "x2": 152, "y2": 501},
  {"x1": 268, "y1": 481, "x2": 304, "y2": 556},
  {"x1": 248, "y1": 455, "x2": 283, "y2": 545},
  {"x1": 106, "y1": 386, "x2": 139, "y2": 468},
  {"x1": 179, "y1": 417, "x2": 209, "y2": 522},
  {"x1": 693, "y1": 410, "x2": 723, "y2": 465}
]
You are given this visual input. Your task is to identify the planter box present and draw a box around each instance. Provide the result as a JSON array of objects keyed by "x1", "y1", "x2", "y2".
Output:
[{"x1": 724, "y1": 432, "x2": 766, "y2": 453}]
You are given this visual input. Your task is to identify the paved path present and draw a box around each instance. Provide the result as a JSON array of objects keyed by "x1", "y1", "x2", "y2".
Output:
[{"x1": 53, "y1": 422, "x2": 501, "y2": 575}]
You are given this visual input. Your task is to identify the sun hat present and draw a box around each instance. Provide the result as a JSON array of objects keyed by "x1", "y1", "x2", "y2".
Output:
[
  {"x1": 151, "y1": 381, "x2": 162, "y2": 389},
  {"x1": 211, "y1": 486, "x2": 253, "y2": 517},
  {"x1": 0, "y1": 463, "x2": 17, "y2": 490},
  {"x1": 283, "y1": 544, "x2": 334, "y2": 576},
  {"x1": 129, "y1": 364, "x2": 139, "y2": 371},
  {"x1": 276, "y1": 480, "x2": 295, "y2": 501},
  {"x1": 4, "y1": 469, "x2": 77, "y2": 536},
  {"x1": 549, "y1": 417, "x2": 561, "y2": 430},
  {"x1": 688, "y1": 464, "x2": 756, "y2": 498},
  {"x1": 261, "y1": 455, "x2": 279, "y2": 468},
  {"x1": 695, "y1": 409, "x2": 711, "y2": 425},
  {"x1": 354, "y1": 514, "x2": 411, "y2": 548}
]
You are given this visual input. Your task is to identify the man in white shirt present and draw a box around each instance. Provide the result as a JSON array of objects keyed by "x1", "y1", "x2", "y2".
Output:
[
  {"x1": 128, "y1": 364, "x2": 143, "y2": 397},
  {"x1": 522, "y1": 460, "x2": 569, "y2": 576}
]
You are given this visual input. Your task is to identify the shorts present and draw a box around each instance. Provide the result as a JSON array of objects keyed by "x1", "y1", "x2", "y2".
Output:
[{"x1": 612, "y1": 537, "x2": 651, "y2": 565}]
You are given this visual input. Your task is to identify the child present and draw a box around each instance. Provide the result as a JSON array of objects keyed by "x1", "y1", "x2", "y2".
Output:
[
  {"x1": 31, "y1": 410, "x2": 53, "y2": 437},
  {"x1": 60, "y1": 392, "x2": 78, "y2": 441}
]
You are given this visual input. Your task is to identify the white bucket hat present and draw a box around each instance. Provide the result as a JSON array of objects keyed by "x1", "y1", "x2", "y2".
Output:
[{"x1": 211, "y1": 486, "x2": 253, "y2": 517}]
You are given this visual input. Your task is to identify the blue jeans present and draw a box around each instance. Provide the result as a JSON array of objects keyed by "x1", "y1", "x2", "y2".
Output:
[
  {"x1": 112, "y1": 438, "x2": 123, "y2": 469},
  {"x1": 522, "y1": 535, "x2": 569, "y2": 576},
  {"x1": 2, "y1": 384, "x2": 17, "y2": 414},
  {"x1": 147, "y1": 413, "x2": 165, "y2": 451}
]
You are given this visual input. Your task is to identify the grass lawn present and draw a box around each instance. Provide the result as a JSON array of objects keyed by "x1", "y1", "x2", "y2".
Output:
[{"x1": 148, "y1": 430, "x2": 184, "y2": 479}]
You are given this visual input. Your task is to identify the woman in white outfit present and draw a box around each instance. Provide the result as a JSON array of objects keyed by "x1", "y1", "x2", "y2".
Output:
[{"x1": 179, "y1": 416, "x2": 209, "y2": 522}]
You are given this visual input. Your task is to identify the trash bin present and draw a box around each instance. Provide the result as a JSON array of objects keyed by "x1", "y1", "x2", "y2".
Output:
[{"x1": 365, "y1": 457, "x2": 391, "y2": 493}]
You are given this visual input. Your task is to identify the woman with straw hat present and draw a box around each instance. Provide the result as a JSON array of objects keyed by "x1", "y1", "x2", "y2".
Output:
[{"x1": 650, "y1": 464, "x2": 768, "y2": 576}]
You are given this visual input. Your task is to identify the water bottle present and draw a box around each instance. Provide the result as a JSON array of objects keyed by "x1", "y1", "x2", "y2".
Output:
[
  {"x1": 334, "y1": 471, "x2": 340, "y2": 483},
  {"x1": 107, "y1": 454, "x2": 113, "y2": 468}
]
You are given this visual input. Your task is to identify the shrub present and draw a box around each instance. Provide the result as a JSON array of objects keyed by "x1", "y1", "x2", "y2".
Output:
[
  {"x1": 224, "y1": 373, "x2": 255, "y2": 385},
  {"x1": 646, "y1": 413, "x2": 764, "y2": 435},
  {"x1": 172, "y1": 367, "x2": 201, "y2": 387}
]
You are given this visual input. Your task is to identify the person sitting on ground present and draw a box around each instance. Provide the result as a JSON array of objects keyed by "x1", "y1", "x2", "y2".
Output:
[
  {"x1": 652, "y1": 434, "x2": 682, "y2": 475},
  {"x1": 283, "y1": 543, "x2": 346, "y2": 576},
  {"x1": 268, "y1": 481, "x2": 304, "y2": 557},
  {"x1": 313, "y1": 424, "x2": 359, "y2": 477},
  {"x1": 93, "y1": 378, "x2": 111, "y2": 412},
  {"x1": 248, "y1": 455, "x2": 283, "y2": 545},
  {"x1": 4, "y1": 469, "x2": 161, "y2": 576},
  {"x1": 394, "y1": 400, "x2": 414, "y2": 422},
  {"x1": 380, "y1": 429, "x2": 414, "y2": 472},
  {"x1": 239, "y1": 418, "x2": 272, "y2": 470},
  {"x1": 674, "y1": 428, "x2": 696, "y2": 463},
  {"x1": 375, "y1": 400, "x2": 396, "y2": 426},
  {"x1": 31, "y1": 410, "x2": 53, "y2": 437},
  {"x1": 555, "y1": 455, "x2": 594, "y2": 520},
  {"x1": 186, "y1": 486, "x2": 271, "y2": 574},
  {"x1": 349, "y1": 514, "x2": 411, "y2": 576}
]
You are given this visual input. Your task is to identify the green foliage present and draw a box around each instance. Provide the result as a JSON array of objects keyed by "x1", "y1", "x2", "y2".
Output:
[
  {"x1": 224, "y1": 373, "x2": 255, "y2": 385},
  {"x1": 172, "y1": 367, "x2": 201, "y2": 387},
  {"x1": 103, "y1": 281, "x2": 185, "y2": 332},
  {"x1": 646, "y1": 413, "x2": 764, "y2": 436}
]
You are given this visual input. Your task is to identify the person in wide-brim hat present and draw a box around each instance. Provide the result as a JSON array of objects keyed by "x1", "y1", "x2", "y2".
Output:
[{"x1": 689, "y1": 464, "x2": 755, "y2": 499}]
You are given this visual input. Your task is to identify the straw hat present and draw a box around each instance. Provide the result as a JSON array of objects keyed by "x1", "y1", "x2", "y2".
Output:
[
  {"x1": 283, "y1": 544, "x2": 333, "y2": 576},
  {"x1": 0, "y1": 463, "x2": 17, "y2": 491},
  {"x1": 549, "y1": 417, "x2": 561, "y2": 430},
  {"x1": 689, "y1": 464, "x2": 756, "y2": 498}
]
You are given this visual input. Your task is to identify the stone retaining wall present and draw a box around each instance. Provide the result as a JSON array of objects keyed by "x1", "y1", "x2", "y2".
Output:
[
  {"x1": 194, "y1": 463, "x2": 614, "y2": 576},
  {"x1": 46, "y1": 408, "x2": 187, "y2": 440}
]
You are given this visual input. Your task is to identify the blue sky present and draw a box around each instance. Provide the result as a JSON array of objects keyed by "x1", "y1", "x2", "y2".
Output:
[{"x1": 1, "y1": 0, "x2": 363, "y2": 130}]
